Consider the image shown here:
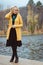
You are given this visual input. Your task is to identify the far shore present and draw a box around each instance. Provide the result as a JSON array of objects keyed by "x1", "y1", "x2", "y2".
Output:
[
  {"x1": 0, "y1": 30, "x2": 43, "y2": 37},
  {"x1": 0, "y1": 33, "x2": 43, "y2": 37}
]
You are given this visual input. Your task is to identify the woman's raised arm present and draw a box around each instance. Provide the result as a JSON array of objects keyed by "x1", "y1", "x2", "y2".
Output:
[{"x1": 5, "y1": 12, "x2": 11, "y2": 19}]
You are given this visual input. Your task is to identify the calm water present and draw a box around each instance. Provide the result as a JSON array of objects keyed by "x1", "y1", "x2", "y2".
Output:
[{"x1": 0, "y1": 35, "x2": 43, "y2": 61}]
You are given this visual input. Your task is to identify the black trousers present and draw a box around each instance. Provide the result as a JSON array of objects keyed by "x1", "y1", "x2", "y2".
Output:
[{"x1": 11, "y1": 46, "x2": 18, "y2": 60}]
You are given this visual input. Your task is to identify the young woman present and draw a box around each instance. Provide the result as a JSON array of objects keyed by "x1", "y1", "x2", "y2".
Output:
[{"x1": 5, "y1": 6, "x2": 23, "y2": 63}]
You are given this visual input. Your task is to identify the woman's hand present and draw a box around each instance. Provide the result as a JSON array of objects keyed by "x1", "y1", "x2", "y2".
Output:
[
  {"x1": 12, "y1": 25, "x2": 15, "y2": 28},
  {"x1": 12, "y1": 24, "x2": 23, "y2": 28}
]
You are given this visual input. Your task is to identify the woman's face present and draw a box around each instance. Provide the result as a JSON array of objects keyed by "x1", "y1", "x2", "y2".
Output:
[{"x1": 13, "y1": 7, "x2": 18, "y2": 14}]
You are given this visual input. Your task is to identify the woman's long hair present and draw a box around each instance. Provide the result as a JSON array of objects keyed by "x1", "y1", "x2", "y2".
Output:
[{"x1": 10, "y1": 6, "x2": 19, "y2": 15}]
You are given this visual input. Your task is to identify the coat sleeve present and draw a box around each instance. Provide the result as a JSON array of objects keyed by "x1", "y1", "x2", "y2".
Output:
[
  {"x1": 5, "y1": 12, "x2": 11, "y2": 19},
  {"x1": 19, "y1": 14, "x2": 23, "y2": 27},
  {"x1": 13, "y1": 14, "x2": 23, "y2": 28}
]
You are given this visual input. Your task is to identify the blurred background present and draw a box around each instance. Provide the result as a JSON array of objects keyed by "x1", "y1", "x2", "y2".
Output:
[{"x1": 0, "y1": 0, "x2": 43, "y2": 62}]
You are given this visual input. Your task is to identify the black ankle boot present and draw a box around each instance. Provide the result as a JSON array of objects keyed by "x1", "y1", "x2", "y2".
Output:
[
  {"x1": 10, "y1": 56, "x2": 14, "y2": 62},
  {"x1": 15, "y1": 57, "x2": 19, "y2": 63},
  {"x1": 10, "y1": 59, "x2": 13, "y2": 62}
]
